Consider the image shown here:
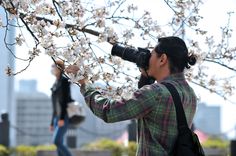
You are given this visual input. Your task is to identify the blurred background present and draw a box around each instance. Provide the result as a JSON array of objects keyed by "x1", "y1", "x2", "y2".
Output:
[{"x1": 1, "y1": 0, "x2": 236, "y2": 156}]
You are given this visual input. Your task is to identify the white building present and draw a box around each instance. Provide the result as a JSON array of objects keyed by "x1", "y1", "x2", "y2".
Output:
[
  {"x1": 15, "y1": 80, "x2": 129, "y2": 146},
  {"x1": 15, "y1": 80, "x2": 52, "y2": 145},
  {"x1": 0, "y1": 6, "x2": 16, "y2": 146}
]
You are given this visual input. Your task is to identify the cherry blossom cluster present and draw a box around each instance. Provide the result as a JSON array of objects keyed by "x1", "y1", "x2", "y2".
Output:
[{"x1": 1, "y1": 0, "x2": 235, "y2": 99}]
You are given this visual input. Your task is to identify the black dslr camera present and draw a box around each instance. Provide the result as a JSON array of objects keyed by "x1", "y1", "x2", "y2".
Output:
[{"x1": 111, "y1": 44, "x2": 151, "y2": 70}]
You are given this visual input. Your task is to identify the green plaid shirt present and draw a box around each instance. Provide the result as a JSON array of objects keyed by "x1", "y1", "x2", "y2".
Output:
[{"x1": 80, "y1": 73, "x2": 196, "y2": 156}]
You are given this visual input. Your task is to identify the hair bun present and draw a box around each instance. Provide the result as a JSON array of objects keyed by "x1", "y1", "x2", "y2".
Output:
[
  {"x1": 185, "y1": 54, "x2": 197, "y2": 69},
  {"x1": 188, "y1": 54, "x2": 197, "y2": 66}
]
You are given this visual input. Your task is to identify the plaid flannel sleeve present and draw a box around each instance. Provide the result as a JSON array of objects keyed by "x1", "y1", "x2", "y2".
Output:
[{"x1": 80, "y1": 83, "x2": 157, "y2": 123}]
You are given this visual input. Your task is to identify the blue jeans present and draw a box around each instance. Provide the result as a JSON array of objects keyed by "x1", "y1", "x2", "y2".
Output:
[{"x1": 53, "y1": 116, "x2": 72, "y2": 156}]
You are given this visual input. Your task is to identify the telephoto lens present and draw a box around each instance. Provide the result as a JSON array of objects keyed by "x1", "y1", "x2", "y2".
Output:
[{"x1": 111, "y1": 44, "x2": 151, "y2": 70}]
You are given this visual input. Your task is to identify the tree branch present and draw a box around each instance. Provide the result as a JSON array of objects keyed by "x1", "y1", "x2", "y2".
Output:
[
  {"x1": 203, "y1": 58, "x2": 236, "y2": 72},
  {"x1": 190, "y1": 80, "x2": 236, "y2": 104}
]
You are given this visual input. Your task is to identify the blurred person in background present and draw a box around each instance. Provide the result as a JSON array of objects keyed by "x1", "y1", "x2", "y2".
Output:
[{"x1": 50, "y1": 60, "x2": 73, "y2": 156}]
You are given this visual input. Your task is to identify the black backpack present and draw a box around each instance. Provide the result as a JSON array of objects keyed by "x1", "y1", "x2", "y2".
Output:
[{"x1": 162, "y1": 82, "x2": 205, "y2": 156}]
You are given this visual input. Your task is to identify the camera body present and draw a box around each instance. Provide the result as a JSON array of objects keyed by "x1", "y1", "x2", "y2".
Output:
[{"x1": 111, "y1": 44, "x2": 151, "y2": 70}]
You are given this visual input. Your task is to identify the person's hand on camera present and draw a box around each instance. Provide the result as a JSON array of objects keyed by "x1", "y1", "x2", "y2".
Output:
[
  {"x1": 138, "y1": 68, "x2": 155, "y2": 89},
  {"x1": 139, "y1": 68, "x2": 148, "y2": 77}
]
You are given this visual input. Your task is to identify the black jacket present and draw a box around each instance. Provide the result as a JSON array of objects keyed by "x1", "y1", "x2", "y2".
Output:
[{"x1": 50, "y1": 74, "x2": 72, "y2": 125}]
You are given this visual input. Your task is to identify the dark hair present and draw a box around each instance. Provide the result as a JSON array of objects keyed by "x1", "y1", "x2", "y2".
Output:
[{"x1": 155, "y1": 36, "x2": 197, "y2": 73}]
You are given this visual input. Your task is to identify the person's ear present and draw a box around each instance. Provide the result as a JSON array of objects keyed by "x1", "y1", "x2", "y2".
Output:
[{"x1": 159, "y1": 53, "x2": 168, "y2": 65}]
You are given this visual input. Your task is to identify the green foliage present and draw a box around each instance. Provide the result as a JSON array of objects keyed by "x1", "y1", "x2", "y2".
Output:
[
  {"x1": 82, "y1": 138, "x2": 124, "y2": 156},
  {"x1": 35, "y1": 145, "x2": 56, "y2": 151},
  {"x1": 11, "y1": 144, "x2": 56, "y2": 156},
  {"x1": 13, "y1": 145, "x2": 36, "y2": 156},
  {"x1": 126, "y1": 141, "x2": 137, "y2": 156},
  {"x1": 0, "y1": 145, "x2": 9, "y2": 156},
  {"x1": 202, "y1": 137, "x2": 229, "y2": 149},
  {"x1": 83, "y1": 138, "x2": 138, "y2": 156}
]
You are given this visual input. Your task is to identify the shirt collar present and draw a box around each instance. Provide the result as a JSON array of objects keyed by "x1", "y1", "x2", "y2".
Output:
[{"x1": 160, "y1": 72, "x2": 185, "y2": 83}]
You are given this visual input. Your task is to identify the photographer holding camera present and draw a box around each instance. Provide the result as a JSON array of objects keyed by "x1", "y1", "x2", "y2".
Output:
[{"x1": 66, "y1": 36, "x2": 197, "y2": 156}]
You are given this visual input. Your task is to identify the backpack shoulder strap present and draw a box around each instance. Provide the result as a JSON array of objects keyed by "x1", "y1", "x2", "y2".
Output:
[{"x1": 162, "y1": 82, "x2": 188, "y2": 129}]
